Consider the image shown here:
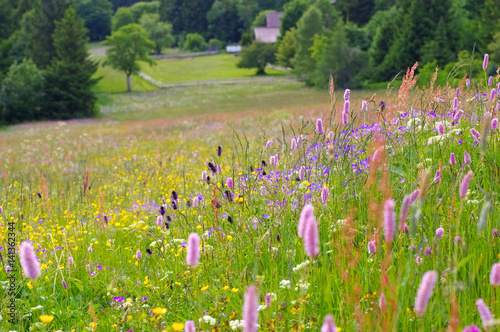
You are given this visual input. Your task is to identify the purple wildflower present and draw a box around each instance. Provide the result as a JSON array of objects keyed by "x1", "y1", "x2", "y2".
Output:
[
  {"x1": 476, "y1": 298, "x2": 493, "y2": 329},
  {"x1": 136, "y1": 250, "x2": 142, "y2": 259},
  {"x1": 492, "y1": 118, "x2": 498, "y2": 130},
  {"x1": 62, "y1": 280, "x2": 67, "y2": 290},
  {"x1": 243, "y1": 286, "x2": 258, "y2": 332},
  {"x1": 303, "y1": 216, "x2": 319, "y2": 257},
  {"x1": 321, "y1": 186, "x2": 329, "y2": 204},
  {"x1": 490, "y1": 263, "x2": 500, "y2": 286},
  {"x1": 316, "y1": 119, "x2": 324, "y2": 135},
  {"x1": 483, "y1": 54, "x2": 489, "y2": 71},
  {"x1": 459, "y1": 171, "x2": 473, "y2": 200},
  {"x1": 186, "y1": 233, "x2": 200, "y2": 267},
  {"x1": 450, "y1": 152, "x2": 456, "y2": 165},
  {"x1": 265, "y1": 293, "x2": 271, "y2": 307},
  {"x1": 291, "y1": 138, "x2": 297, "y2": 150},
  {"x1": 156, "y1": 215, "x2": 163, "y2": 226},
  {"x1": 321, "y1": 315, "x2": 337, "y2": 332},
  {"x1": 437, "y1": 123, "x2": 445, "y2": 135},
  {"x1": 367, "y1": 241, "x2": 376, "y2": 254},
  {"x1": 20, "y1": 242, "x2": 41, "y2": 280},
  {"x1": 383, "y1": 198, "x2": 396, "y2": 244},
  {"x1": 434, "y1": 169, "x2": 441, "y2": 183},
  {"x1": 227, "y1": 177, "x2": 234, "y2": 189},
  {"x1": 462, "y1": 326, "x2": 481, "y2": 332},
  {"x1": 470, "y1": 128, "x2": 480, "y2": 141},
  {"x1": 436, "y1": 228, "x2": 444, "y2": 239},
  {"x1": 414, "y1": 270, "x2": 437, "y2": 317},
  {"x1": 464, "y1": 151, "x2": 471, "y2": 164},
  {"x1": 266, "y1": 140, "x2": 273, "y2": 149}
]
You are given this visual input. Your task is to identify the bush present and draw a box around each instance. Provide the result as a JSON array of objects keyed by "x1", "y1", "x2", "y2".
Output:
[
  {"x1": 237, "y1": 41, "x2": 276, "y2": 75},
  {"x1": 208, "y1": 38, "x2": 224, "y2": 49},
  {"x1": 0, "y1": 59, "x2": 44, "y2": 124},
  {"x1": 183, "y1": 33, "x2": 206, "y2": 52},
  {"x1": 240, "y1": 33, "x2": 253, "y2": 47}
]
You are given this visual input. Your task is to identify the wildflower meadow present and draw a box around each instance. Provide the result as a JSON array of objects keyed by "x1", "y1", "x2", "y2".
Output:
[{"x1": 2, "y1": 58, "x2": 500, "y2": 332}]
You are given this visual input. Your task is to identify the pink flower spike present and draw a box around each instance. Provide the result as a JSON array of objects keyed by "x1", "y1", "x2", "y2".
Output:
[
  {"x1": 436, "y1": 228, "x2": 444, "y2": 239},
  {"x1": 464, "y1": 151, "x2": 471, "y2": 164},
  {"x1": 20, "y1": 242, "x2": 41, "y2": 280},
  {"x1": 321, "y1": 186, "x2": 329, "y2": 204},
  {"x1": 490, "y1": 263, "x2": 500, "y2": 286},
  {"x1": 476, "y1": 298, "x2": 493, "y2": 329},
  {"x1": 243, "y1": 286, "x2": 258, "y2": 332},
  {"x1": 192, "y1": 197, "x2": 199, "y2": 207},
  {"x1": 186, "y1": 233, "x2": 200, "y2": 267},
  {"x1": 362, "y1": 100, "x2": 367, "y2": 112},
  {"x1": 450, "y1": 152, "x2": 456, "y2": 165},
  {"x1": 185, "y1": 321, "x2": 196, "y2": 332},
  {"x1": 291, "y1": 138, "x2": 297, "y2": 150},
  {"x1": 437, "y1": 123, "x2": 445, "y2": 135},
  {"x1": 266, "y1": 140, "x2": 273, "y2": 149},
  {"x1": 453, "y1": 97, "x2": 458, "y2": 111},
  {"x1": 342, "y1": 111, "x2": 348, "y2": 125},
  {"x1": 321, "y1": 314, "x2": 337, "y2": 332},
  {"x1": 62, "y1": 279, "x2": 67, "y2": 290},
  {"x1": 379, "y1": 293, "x2": 387, "y2": 312},
  {"x1": 456, "y1": 87, "x2": 460, "y2": 97},
  {"x1": 466, "y1": 79, "x2": 470, "y2": 87},
  {"x1": 470, "y1": 128, "x2": 480, "y2": 141},
  {"x1": 298, "y1": 204, "x2": 314, "y2": 238},
  {"x1": 316, "y1": 119, "x2": 324, "y2": 135},
  {"x1": 299, "y1": 166, "x2": 305, "y2": 181},
  {"x1": 491, "y1": 118, "x2": 498, "y2": 130},
  {"x1": 367, "y1": 241, "x2": 376, "y2": 254},
  {"x1": 414, "y1": 270, "x2": 437, "y2": 317},
  {"x1": 344, "y1": 89, "x2": 350, "y2": 101},
  {"x1": 303, "y1": 216, "x2": 319, "y2": 257},
  {"x1": 453, "y1": 109, "x2": 463, "y2": 121},
  {"x1": 489, "y1": 76, "x2": 493, "y2": 86},
  {"x1": 434, "y1": 169, "x2": 441, "y2": 183},
  {"x1": 483, "y1": 54, "x2": 489, "y2": 71},
  {"x1": 459, "y1": 171, "x2": 473, "y2": 200},
  {"x1": 156, "y1": 215, "x2": 163, "y2": 226},
  {"x1": 462, "y1": 326, "x2": 481, "y2": 332},
  {"x1": 136, "y1": 250, "x2": 142, "y2": 259},
  {"x1": 490, "y1": 88, "x2": 497, "y2": 101},
  {"x1": 399, "y1": 194, "x2": 411, "y2": 231},
  {"x1": 227, "y1": 177, "x2": 234, "y2": 189},
  {"x1": 344, "y1": 100, "x2": 350, "y2": 114},
  {"x1": 383, "y1": 198, "x2": 396, "y2": 244},
  {"x1": 265, "y1": 293, "x2": 271, "y2": 307}
]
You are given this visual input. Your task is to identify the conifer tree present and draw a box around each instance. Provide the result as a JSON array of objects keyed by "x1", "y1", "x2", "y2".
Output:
[{"x1": 43, "y1": 7, "x2": 99, "y2": 119}]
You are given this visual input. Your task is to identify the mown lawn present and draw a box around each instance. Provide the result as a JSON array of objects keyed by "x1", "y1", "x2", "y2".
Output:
[{"x1": 139, "y1": 54, "x2": 288, "y2": 82}]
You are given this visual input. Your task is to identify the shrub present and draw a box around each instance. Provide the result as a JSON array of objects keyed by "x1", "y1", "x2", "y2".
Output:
[
  {"x1": 208, "y1": 38, "x2": 224, "y2": 49},
  {"x1": 183, "y1": 33, "x2": 206, "y2": 52},
  {"x1": 0, "y1": 58, "x2": 44, "y2": 124},
  {"x1": 237, "y1": 41, "x2": 276, "y2": 75}
]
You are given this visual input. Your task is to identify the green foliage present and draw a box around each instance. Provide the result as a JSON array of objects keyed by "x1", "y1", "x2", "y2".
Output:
[
  {"x1": 76, "y1": 0, "x2": 113, "y2": 41},
  {"x1": 129, "y1": 1, "x2": 160, "y2": 22},
  {"x1": 183, "y1": 33, "x2": 206, "y2": 52},
  {"x1": 240, "y1": 32, "x2": 253, "y2": 46},
  {"x1": 291, "y1": 5, "x2": 323, "y2": 81},
  {"x1": 112, "y1": 7, "x2": 134, "y2": 31},
  {"x1": 140, "y1": 13, "x2": 174, "y2": 54},
  {"x1": 22, "y1": 0, "x2": 70, "y2": 69},
  {"x1": 43, "y1": 7, "x2": 99, "y2": 119},
  {"x1": 344, "y1": 21, "x2": 370, "y2": 51},
  {"x1": 103, "y1": 23, "x2": 155, "y2": 92},
  {"x1": 237, "y1": 41, "x2": 276, "y2": 74},
  {"x1": 488, "y1": 31, "x2": 500, "y2": 64},
  {"x1": 335, "y1": 0, "x2": 375, "y2": 26},
  {"x1": 312, "y1": 21, "x2": 368, "y2": 88},
  {"x1": 207, "y1": 0, "x2": 243, "y2": 43},
  {"x1": 251, "y1": 9, "x2": 276, "y2": 29},
  {"x1": 279, "y1": 0, "x2": 310, "y2": 37},
  {"x1": 208, "y1": 38, "x2": 224, "y2": 49},
  {"x1": 0, "y1": 58, "x2": 44, "y2": 123},
  {"x1": 168, "y1": 0, "x2": 216, "y2": 37},
  {"x1": 276, "y1": 28, "x2": 295, "y2": 68}
]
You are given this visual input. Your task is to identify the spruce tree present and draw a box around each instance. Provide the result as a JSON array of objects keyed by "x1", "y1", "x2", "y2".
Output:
[
  {"x1": 23, "y1": 0, "x2": 70, "y2": 69},
  {"x1": 291, "y1": 5, "x2": 323, "y2": 82},
  {"x1": 43, "y1": 7, "x2": 99, "y2": 119}
]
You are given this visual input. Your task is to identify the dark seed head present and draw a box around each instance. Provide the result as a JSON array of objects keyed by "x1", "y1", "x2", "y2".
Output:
[
  {"x1": 165, "y1": 222, "x2": 170, "y2": 229},
  {"x1": 261, "y1": 160, "x2": 266, "y2": 167},
  {"x1": 37, "y1": 192, "x2": 42, "y2": 198},
  {"x1": 159, "y1": 205, "x2": 166, "y2": 216},
  {"x1": 276, "y1": 234, "x2": 280, "y2": 242},
  {"x1": 208, "y1": 162, "x2": 217, "y2": 173},
  {"x1": 103, "y1": 215, "x2": 108, "y2": 224},
  {"x1": 166, "y1": 215, "x2": 172, "y2": 222},
  {"x1": 262, "y1": 170, "x2": 267, "y2": 176},
  {"x1": 171, "y1": 191, "x2": 178, "y2": 201},
  {"x1": 146, "y1": 248, "x2": 153, "y2": 255},
  {"x1": 225, "y1": 190, "x2": 233, "y2": 202},
  {"x1": 217, "y1": 146, "x2": 222, "y2": 157},
  {"x1": 206, "y1": 176, "x2": 211, "y2": 184},
  {"x1": 171, "y1": 200, "x2": 178, "y2": 210},
  {"x1": 228, "y1": 216, "x2": 233, "y2": 224}
]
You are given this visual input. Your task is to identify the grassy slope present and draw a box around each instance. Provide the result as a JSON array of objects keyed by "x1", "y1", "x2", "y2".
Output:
[{"x1": 140, "y1": 54, "x2": 288, "y2": 82}]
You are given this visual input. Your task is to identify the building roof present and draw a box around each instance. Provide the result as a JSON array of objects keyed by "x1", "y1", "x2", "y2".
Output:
[
  {"x1": 254, "y1": 27, "x2": 280, "y2": 43},
  {"x1": 266, "y1": 12, "x2": 282, "y2": 28}
]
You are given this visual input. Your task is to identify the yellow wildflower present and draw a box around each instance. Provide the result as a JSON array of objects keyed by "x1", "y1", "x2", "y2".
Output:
[
  {"x1": 201, "y1": 285, "x2": 209, "y2": 291},
  {"x1": 172, "y1": 323, "x2": 184, "y2": 331},
  {"x1": 152, "y1": 307, "x2": 167, "y2": 315},
  {"x1": 39, "y1": 315, "x2": 54, "y2": 323}
]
